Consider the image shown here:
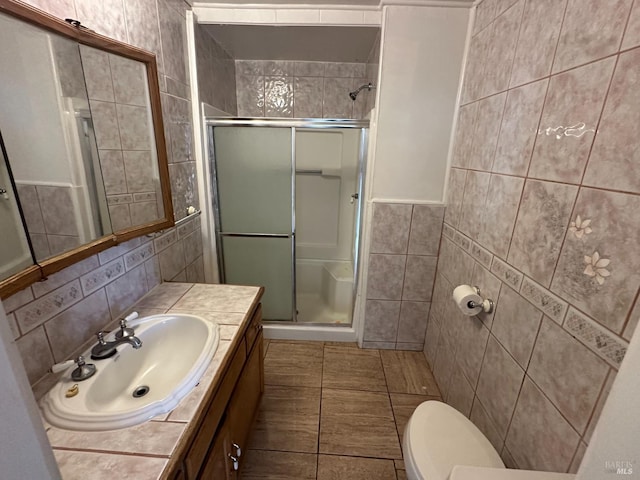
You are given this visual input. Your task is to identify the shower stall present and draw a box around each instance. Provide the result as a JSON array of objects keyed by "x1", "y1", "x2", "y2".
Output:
[{"x1": 207, "y1": 118, "x2": 368, "y2": 326}]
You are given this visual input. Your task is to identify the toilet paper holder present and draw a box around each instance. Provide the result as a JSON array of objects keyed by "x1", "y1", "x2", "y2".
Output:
[{"x1": 468, "y1": 286, "x2": 494, "y2": 314}]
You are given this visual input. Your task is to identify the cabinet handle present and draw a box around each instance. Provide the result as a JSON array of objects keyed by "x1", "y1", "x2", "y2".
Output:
[
  {"x1": 228, "y1": 454, "x2": 239, "y2": 471},
  {"x1": 232, "y1": 442, "x2": 242, "y2": 457}
]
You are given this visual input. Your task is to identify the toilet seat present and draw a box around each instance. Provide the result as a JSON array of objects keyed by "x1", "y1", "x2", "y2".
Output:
[{"x1": 403, "y1": 401, "x2": 505, "y2": 480}]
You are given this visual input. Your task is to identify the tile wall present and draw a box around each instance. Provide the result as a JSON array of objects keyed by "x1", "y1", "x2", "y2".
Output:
[
  {"x1": 235, "y1": 59, "x2": 374, "y2": 119},
  {"x1": 362, "y1": 203, "x2": 444, "y2": 351},
  {"x1": 428, "y1": 0, "x2": 640, "y2": 473},
  {"x1": 194, "y1": 23, "x2": 238, "y2": 115},
  {"x1": 3, "y1": 213, "x2": 204, "y2": 394},
  {"x1": 2, "y1": 0, "x2": 210, "y2": 392},
  {"x1": 16, "y1": 184, "x2": 80, "y2": 259},
  {"x1": 80, "y1": 46, "x2": 162, "y2": 230}
]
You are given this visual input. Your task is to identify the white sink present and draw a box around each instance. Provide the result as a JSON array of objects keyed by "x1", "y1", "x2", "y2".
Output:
[{"x1": 41, "y1": 313, "x2": 219, "y2": 431}]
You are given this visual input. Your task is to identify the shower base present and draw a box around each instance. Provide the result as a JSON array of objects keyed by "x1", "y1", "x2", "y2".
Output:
[{"x1": 296, "y1": 293, "x2": 349, "y2": 324}]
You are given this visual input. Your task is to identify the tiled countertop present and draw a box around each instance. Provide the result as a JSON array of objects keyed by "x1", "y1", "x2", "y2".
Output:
[{"x1": 42, "y1": 282, "x2": 263, "y2": 480}]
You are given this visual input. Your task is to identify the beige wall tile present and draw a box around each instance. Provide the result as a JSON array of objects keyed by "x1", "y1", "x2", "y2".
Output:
[
  {"x1": 470, "y1": 396, "x2": 505, "y2": 452},
  {"x1": 468, "y1": 93, "x2": 507, "y2": 171},
  {"x1": 506, "y1": 377, "x2": 580, "y2": 471},
  {"x1": 15, "y1": 326, "x2": 54, "y2": 384},
  {"x1": 482, "y1": 1, "x2": 523, "y2": 96},
  {"x1": 451, "y1": 103, "x2": 478, "y2": 168},
  {"x1": 508, "y1": 180, "x2": 578, "y2": 286},
  {"x1": 366, "y1": 254, "x2": 406, "y2": 300},
  {"x1": 459, "y1": 171, "x2": 491, "y2": 240},
  {"x1": 583, "y1": 48, "x2": 640, "y2": 194},
  {"x1": 478, "y1": 174, "x2": 524, "y2": 258},
  {"x1": 553, "y1": 0, "x2": 632, "y2": 73},
  {"x1": 364, "y1": 299, "x2": 401, "y2": 342},
  {"x1": 476, "y1": 336, "x2": 525, "y2": 437},
  {"x1": 493, "y1": 79, "x2": 547, "y2": 176},
  {"x1": 370, "y1": 203, "x2": 412, "y2": 254},
  {"x1": 402, "y1": 255, "x2": 437, "y2": 301},
  {"x1": 444, "y1": 168, "x2": 467, "y2": 229},
  {"x1": 455, "y1": 314, "x2": 489, "y2": 389},
  {"x1": 397, "y1": 301, "x2": 430, "y2": 344},
  {"x1": 408, "y1": 205, "x2": 444, "y2": 256},
  {"x1": 447, "y1": 364, "x2": 474, "y2": 417},
  {"x1": 529, "y1": 57, "x2": 615, "y2": 183},
  {"x1": 44, "y1": 289, "x2": 111, "y2": 362},
  {"x1": 491, "y1": 286, "x2": 542, "y2": 369},
  {"x1": 528, "y1": 318, "x2": 609, "y2": 434},
  {"x1": 509, "y1": 0, "x2": 566, "y2": 87},
  {"x1": 294, "y1": 77, "x2": 323, "y2": 118},
  {"x1": 622, "y1": 0, "x2": 640, "y2": 48}
]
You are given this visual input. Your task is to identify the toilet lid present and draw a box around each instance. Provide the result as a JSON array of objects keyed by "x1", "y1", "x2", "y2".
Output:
[{"x1": 404, "y1": 401, "x2": 504, "y2": 480}]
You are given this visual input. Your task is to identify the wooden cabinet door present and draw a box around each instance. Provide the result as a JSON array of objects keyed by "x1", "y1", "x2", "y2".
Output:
[
  {"x1": 199, "y1": 420, "x2": 237, "y2": 480},
  {"x1": 227, "y1": 332, "x2": 264, "y2": 459}
]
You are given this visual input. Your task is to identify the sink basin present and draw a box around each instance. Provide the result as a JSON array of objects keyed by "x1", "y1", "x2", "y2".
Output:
[{"x1": 41, "y1": 313, "x2": 219, "y2": 431}]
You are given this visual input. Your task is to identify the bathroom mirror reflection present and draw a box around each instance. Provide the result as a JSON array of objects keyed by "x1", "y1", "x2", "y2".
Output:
[
  {"x1": 0, "y1": 10, "x2": 165, "y2": 265},
  {"x1": 0, "y1": 132, "x2": 34, "y2": 282}
]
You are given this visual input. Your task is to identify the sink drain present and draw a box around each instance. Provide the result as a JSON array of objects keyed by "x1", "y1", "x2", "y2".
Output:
[{"x1": 132, "y1": 385, "x2": 150, "y2": 398}]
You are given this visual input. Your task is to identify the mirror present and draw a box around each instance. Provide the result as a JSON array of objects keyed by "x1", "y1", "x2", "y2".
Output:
[{"x1": 0, "y1": 0, "x2": 173, "y2": 297}]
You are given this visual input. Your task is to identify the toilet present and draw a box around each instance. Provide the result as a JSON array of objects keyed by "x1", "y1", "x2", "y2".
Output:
[{"x1": 403, "y1": 401, "x2": 505, "y2": 480}]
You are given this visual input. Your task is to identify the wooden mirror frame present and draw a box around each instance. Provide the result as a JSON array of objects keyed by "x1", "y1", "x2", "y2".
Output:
[{"x1": 0, "y1": 0, "x2": 174, "y2": 299}]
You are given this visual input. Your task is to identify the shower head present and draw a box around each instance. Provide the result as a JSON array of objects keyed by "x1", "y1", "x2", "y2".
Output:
[{"x1": 349, "y1": 82, "x2": 375, "y2": 101}]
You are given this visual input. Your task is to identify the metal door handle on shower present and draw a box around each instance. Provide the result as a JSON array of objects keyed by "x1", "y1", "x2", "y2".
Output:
[
  {"x1": 350, "y1": 193, "x2": 359, "y2": 204},
  {"x1": 0, "y1": 188, "x2": 9, "y2": 200}
]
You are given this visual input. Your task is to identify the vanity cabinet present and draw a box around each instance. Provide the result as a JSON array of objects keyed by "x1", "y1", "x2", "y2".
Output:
[{"x1": 170, "y1": 304, "x2": 264, "y2": 480}]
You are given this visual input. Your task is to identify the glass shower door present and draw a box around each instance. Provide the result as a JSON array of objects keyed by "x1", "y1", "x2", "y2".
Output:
[{"x1": 211, "y1": 126, "x2": 294, "y2": 321}]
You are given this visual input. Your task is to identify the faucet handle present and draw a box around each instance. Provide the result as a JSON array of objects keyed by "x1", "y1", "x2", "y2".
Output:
[
  {"x1": 115, "y1": 313, "x2": 137, "y2": 339},
  {"x1": 50, "y1": 356, "x2": 96, "y2": 381},
  {"x1": 96, "y1": 331, "x2": 108, "y2": 345}
]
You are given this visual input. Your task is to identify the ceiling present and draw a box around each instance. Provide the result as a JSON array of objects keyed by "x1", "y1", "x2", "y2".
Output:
[{"x1": 202, "y1": 25, "x2": 380, "y2": 62}]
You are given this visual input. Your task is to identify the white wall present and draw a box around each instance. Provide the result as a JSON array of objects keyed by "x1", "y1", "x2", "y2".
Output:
[
  {"x1": 0, "y1": 303, "x2": 61, "y2": 478},
  {"x1": 371, "y1": 5, "x2": 469, "y2": 203}
]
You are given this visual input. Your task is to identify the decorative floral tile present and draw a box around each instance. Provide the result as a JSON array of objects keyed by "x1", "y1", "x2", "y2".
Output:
[
  {"x1": 442, "y1": 222, "x2": 455, "y2": 240},
  {"x1": 80, "y1": 258, "x2": 126, "y2": 296},
  {"x1": 15, "y1": 280, "x2": 83, "y2": 334},
  {"x1": 491, "y1": 257, "x2": 523, "y2": 291},
  {"x1": 107, "y1": 193, "x2": 133, "y2": 205},
  {"x1": 520, "y1": 276, "x2": 568, "y2": 324},
  {"x1": 453, "y1": 231, "x2": 472, "y2": 252},
  {"x1": 153, "y1": 230, "x2": 177, "y2": 253},
  {"x1": 471, "y1": 242, "x2": 493, "y2": 269},
  {"x1": 551, "y1": 188, "x2": 640, "y2": 333},
  {"x1": 564, "y1": 307, "x2": 628, "y2": 369},
  {"x1": 133, "y1": 192, "x2": 157, "y2": 203},
  {"x1": 124, "y1": 242, "x2": 155, "y2": 271}
]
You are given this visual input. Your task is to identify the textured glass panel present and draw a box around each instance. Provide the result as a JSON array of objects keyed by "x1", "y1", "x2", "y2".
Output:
[
  {"x1": 222, "y1": 236, "x2": 293, "y2": 321},
  {"x1": 214, "y1": 127, "x2": 292, "y2": 234}
]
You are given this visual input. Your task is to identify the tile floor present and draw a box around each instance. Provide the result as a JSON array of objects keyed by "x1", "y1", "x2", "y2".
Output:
[{"x1": 241, "y1": 340, "x2": 442, "y2": 480}]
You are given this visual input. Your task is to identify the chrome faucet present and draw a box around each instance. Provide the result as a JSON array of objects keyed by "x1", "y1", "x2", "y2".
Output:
[{"x1": 91, "y1": 331, "x2": 142, "y2": 360}]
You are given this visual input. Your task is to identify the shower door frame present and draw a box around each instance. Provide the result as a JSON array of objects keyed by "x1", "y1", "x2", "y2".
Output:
[{"x1": 206, "y1": 117, "x2": 369, "y2": 325}]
